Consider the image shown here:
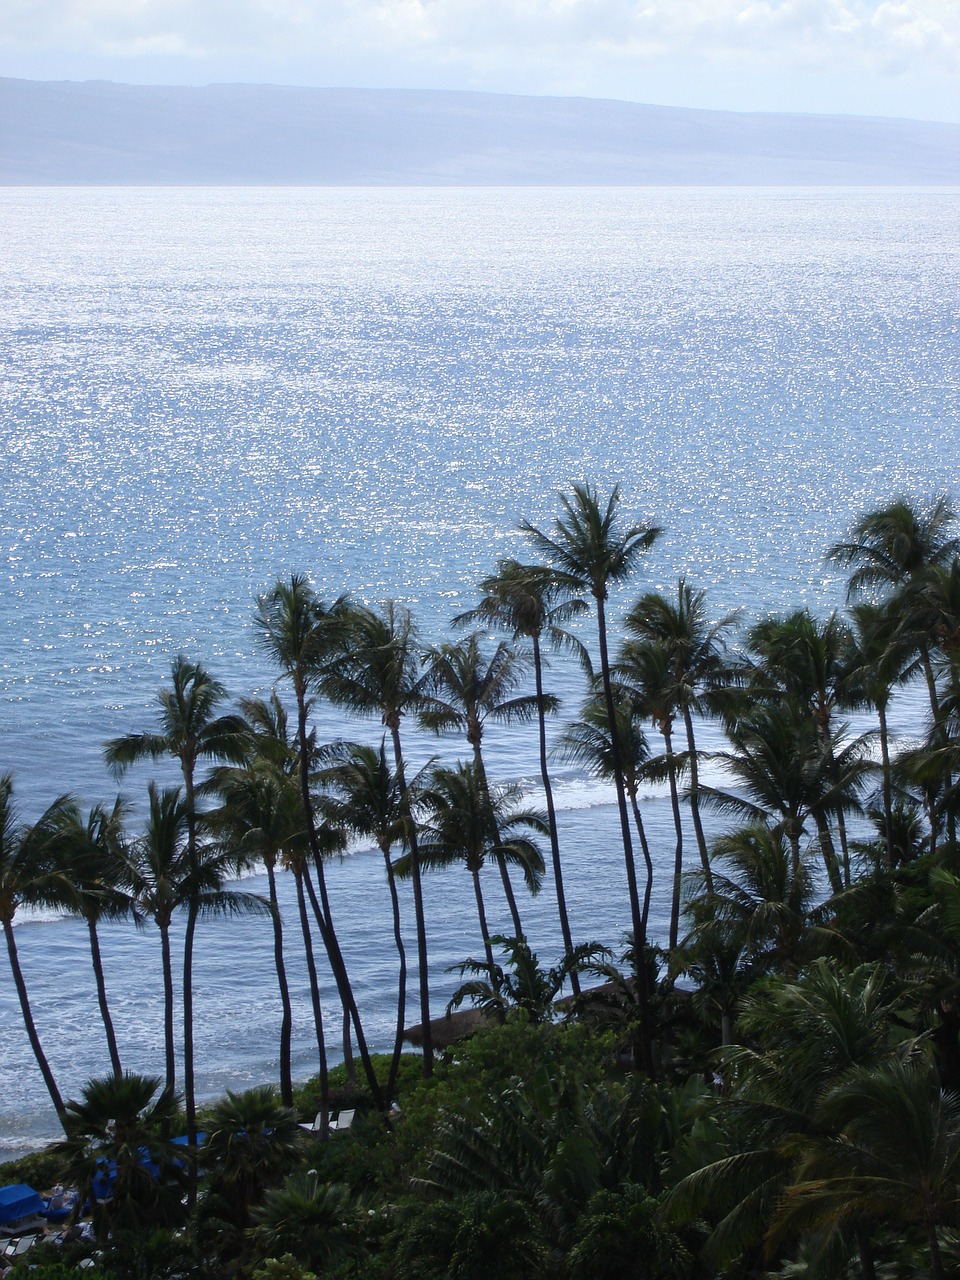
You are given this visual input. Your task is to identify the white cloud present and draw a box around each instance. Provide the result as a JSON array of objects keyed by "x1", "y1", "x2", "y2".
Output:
[{"x1": 2, "y1": 0, "x2": 958, "y2": 118}]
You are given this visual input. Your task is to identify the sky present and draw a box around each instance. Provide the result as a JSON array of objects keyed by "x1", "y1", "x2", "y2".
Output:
[{"x1": 2, "y1": 1, "x2": 959, "y2": 123}]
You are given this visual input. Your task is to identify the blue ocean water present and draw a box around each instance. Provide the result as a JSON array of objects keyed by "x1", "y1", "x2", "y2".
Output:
[{"x1": 1, "y1": 187, "x2": 958, "y2": 1158}]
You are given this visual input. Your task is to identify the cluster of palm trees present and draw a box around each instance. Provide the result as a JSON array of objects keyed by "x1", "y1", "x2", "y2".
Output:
[{"x1": 4, "y1": 483, "x2": 960, "y2": 1171}]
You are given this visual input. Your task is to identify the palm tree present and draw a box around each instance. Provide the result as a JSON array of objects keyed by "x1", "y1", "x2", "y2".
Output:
[
  {"x1": 322, "y1": 598, "x2": 435, "y2": 1075},
  {"x1": 254, "y1": 575, "x2": 386, "y2": 1111},
  {"x1": 420, "y1": 631, "x2": 541, "y2": 939},
  {"x1": 176, "y1": 830, "x2": 271, "y2": 1157},
  {"x1": 624, "y1": 579, "x2": 738, "y2": 894},
  {"x1": 124, "y1": 784, "x2": 191, "y2": 1100},
  {"x1": 617, "y1": 637, "x2": 694, "y2": 951},
  {"x1": 204, "y1": 699, "x2": 305, "y2": 1106},
  {"x1": 703, "y1": 699, "x2": 866, "y2": 895},
  {"x1": 745, "y1": 608, "x2": 862, "y2": 886},
  {"x1": 827, "y1": 494, "x2": 959, "y2": 722},
  {"x1": 683, "y1": 823, "x2": 816, "y2": 987},
  {"x1": 321, "y1": 739, "x2": 420, "y2": 1102},
  {"x1": 521, "y1": 482, "x2": 661, "y2": 1057},
  {"x1": 0, "y1": 775, "x2": 68, "y2": 1123},
  {"x1": 202, "y1": 1085, "x2": 303, "y2": 1241},
  {"x1": 249, "y1": 1173, "x2": 365, "y2": 1275},
  {"x1": 104, "y1": 655, "x2": 248, "y2": 1141},
  {"x1": 448, "y1": 934, "x2": 606, "y2": 1025},
  {"x1": 40, "y1": 796, "x2": 134, "y2": 1077},
  {"x1": 124, "y1": 784, "x2": 269, "y2": 1110},
  {"x1": 844, "y1": 601, "x2": 917, "y2": 864},
  {"x1": 400, "y1": 762, "x2": 545, "y2": 975},
  {"x1": 771, "y1": 1061, "x2": 960, "y2": 1280},
  {"x1": 56, "y1": 1071, "x2": 184, "y2": 1238},
  {"x1": 557, "y1": 687, "x2": 656, "y2": 937},
  {"x1": 457, "y1": 559, "x2": 589, "y2": 982},
  {"x1": 667, "y1": 960, "x2": 919, "y2": 1276}
]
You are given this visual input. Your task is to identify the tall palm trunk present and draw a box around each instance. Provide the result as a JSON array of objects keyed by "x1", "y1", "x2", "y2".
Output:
[
  {"x1": 661, "y1": 718, "x2": 685, "y2": 953},
  {"x1": 181, "y1": 764, "x2": 200, "y2": 1168},
  {"x1": 532, "y1": 633, "x2": 579, "y2": 992},
  {"x1": 814, "y1": 814, "x2": 844, "y2": 895},
  {"x1": 265, "y1": 860, "x2": 294, "y2": 1106},
  {"x1": 387, "y1": 717, "x2": 433, "y2": 1077},
  {"x1": 158, "y1": 919, "x2": 176, "y2": 1100},
  {"x1": 3, "y1": 916, "x2": 65, "y2": 1123},
  {"x1": 877, "y1": 701, "x2": 895, "y2": 865},
  {"x1": 471, "y1": 866, "x2": 496, "y2": 975},
  {"x1": 182, "y1": 898, "x2": 200, "y2": 1188},
  {"x1": 381, "y1": 842, "x2": 408, "y2": 1103},
  {"x1": 470, "y1": 734, "x2": 524, "y2": 939},
  {"x1": 682, "y1": 705, "x2": 713, "y2": 893},
  {"x1": 921, "y1": 642, "x2": 943, "y2": 726},
  {"x1": 342, "y1": 1006, "x2": 356, "y2": 1088},
  {"x1": 596, "y1": 597, "x2": 644, "y2": 951},
  {"x1": 293, "y1": 688, "x2": 386, "y2": 1113},
  {"x1": 596, "y1": 595, "x2": 653, "y2": 1074},
  {"x1": 86, "y1": 916, "x2": 122, "y2": 1077},
  {"x1": 816, "y1": 713, "x2": 852, "y2": 889},
  {"x1": 293, "y1": 865, "x2": 329, "y2": 1128},
  {"x1": 627, "y1": 784, "x2": 654, "y2": 936}
]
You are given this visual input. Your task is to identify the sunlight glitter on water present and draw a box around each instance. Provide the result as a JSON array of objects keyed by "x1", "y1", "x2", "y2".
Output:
[{"x1": 0, "y1": 186, "x2": 958, "y2": 1151}]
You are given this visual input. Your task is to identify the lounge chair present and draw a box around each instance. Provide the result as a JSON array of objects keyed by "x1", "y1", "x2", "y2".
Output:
[
  {"x1": 329, "y1": 1108, "x2": 355, "y2": 1132},
  {"x1": 2, "y1": 1235, "x2": 36, "y2": 1259},
  {"x1": 298, "y1": 1111, "x2": 325, "y2": 1134}
]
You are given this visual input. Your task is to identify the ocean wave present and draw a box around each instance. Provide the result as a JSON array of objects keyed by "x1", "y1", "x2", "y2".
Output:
[{"x1": 0, "y1": 1134, "x2": 55, "y2": 1154}]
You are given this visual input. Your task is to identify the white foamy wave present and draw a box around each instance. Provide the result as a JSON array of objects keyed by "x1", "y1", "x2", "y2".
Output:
[
  {"x1": 0, "y1": 1135, "x2": 55, "y2": 1154},
  {"x1": 12, "y1": 905, "x2": 69, "y2": 928}
]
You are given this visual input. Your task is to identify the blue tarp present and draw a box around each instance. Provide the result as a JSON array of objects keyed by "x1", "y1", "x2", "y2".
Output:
[{"x1": 0, "y1": 1183, "x2": 44, "y2": 1224}]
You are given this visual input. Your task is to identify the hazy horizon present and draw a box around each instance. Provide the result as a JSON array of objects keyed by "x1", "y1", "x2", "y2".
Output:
[{"x1": 4, "y1": 1, "x2": 958, "y2": 125}]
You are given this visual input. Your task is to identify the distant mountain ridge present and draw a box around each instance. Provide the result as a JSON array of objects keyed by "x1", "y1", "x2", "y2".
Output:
[{"x1": 2, "y1": 78, "x2": 958, "y2": 185}]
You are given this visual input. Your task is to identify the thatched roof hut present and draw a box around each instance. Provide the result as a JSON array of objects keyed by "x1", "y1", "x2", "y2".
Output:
[{"x1": 402, "y1": 1007, "x2": 493, "y2": 1049}]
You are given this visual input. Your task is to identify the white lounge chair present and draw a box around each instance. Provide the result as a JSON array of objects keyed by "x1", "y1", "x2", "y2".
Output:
[
  {"x1": 298, "y1": 1111, "x2": 324, "y2": 1134},
  {"x1": 329, "y1": 1108, "x2": 355, "y2": 1132},
  {"x1": 2, "y1": 1234, "x2": 36, "y2": 1259}
]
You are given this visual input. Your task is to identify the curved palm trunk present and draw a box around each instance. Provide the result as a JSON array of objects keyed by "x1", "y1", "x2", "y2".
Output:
[
  {"x1": 627, "y1": 785, "x2": 654, "y2": 936},
  {"x1": 86, "y1": 916, "x2": 122, "y2": 1077},
  {"x1": 921, "y1": 642, "x2": 943, "y2": 726},
  {"x1": 682, "y1": 705, "x2": 713, "y2": 894},
  {"x1": 266, "y1": 860, "x2": 294, "y2": 1106},
  {"x1": 3, "y1": 916, "x2": 66, "y2": 1124},
  {"x1": 158, "y1": 920, "x2": 176, "y2": 1100},
  {"x1": 533, "y1": 634, "x2": 579, "y2": 992},
  {"x1": 595, "y1": 595, "x2": 653, "y2": 1074},
  {"x1": 596, "y1": 598, "x2": 644, "y2": 950},
  {"x1": 814, "y1": 814, "x2": 844, "y2": 895},
  {"x1": 382, "y1": 845, "x2": 408, "y2": 1103},
  {"x1": 662, "y1": 721, "x2": 685, "y2": 953},
  {"x1": 294, "y1": 865, "x2": 329, "y2": 1127},
  {"x1": 306, "y1": 843, "x2": 381, "y2": 1107},
  {"x1": 293, "y1": 688, "x2": 386, "y2": 1113},
  {"x1": 471, "y1": 736, "x2": 524, "y2": 940},
  {"x1": 388, "y1": 719, "x2": 433, "y2": 1077},
  {"x1": 342, "y1": 1006, "x2": 356, "y2": 1088}
]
